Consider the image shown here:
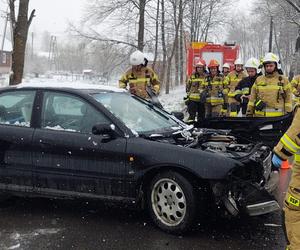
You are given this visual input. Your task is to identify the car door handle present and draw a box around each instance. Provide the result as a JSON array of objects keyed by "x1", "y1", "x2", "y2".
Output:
[{"x1": 38, "y1": 140, "x2": 54, "y2": 147}]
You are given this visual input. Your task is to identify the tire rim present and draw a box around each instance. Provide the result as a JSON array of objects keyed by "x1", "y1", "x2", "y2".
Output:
[{"x1": 151, "y1": 178, "x2": 187, "y2": 227}]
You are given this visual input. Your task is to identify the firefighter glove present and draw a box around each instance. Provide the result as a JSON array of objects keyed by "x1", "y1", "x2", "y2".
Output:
[
  {"x1": 234, "y1": 94, "x2": 242, "y2": 102},
  {"x1": 255, "y1": 100, "x2": 267, "y2": 111},
  {"x1": 272, "y1": 154, "x2": 282, "y2": 169}
]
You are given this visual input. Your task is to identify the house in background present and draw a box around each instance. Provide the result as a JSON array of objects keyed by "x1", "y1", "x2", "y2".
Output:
[{"x1": 0, "y1": 35, "x2": 12, "y2": 74}]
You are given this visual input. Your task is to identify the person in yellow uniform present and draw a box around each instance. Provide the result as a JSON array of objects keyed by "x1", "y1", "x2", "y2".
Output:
[
  {"x1": 291, "y1": 75, "x2": 300, "y2": 107},
  {"x1": 224, "y1": 58, "x2": 247, "y2": 117},
  {"x1": 185, "y1": 59, "x2": 207, "y2": 123},
  {"x1": 246, "y1": 52, "x2": 292, "y2": 117},
  {"x1": 234, "y1": 58, "x2": 261, "y2": 117},
  {"x1": 222, "y1": 63, "x2": 230, "y2": 77},
  {"x1": 119, "y1": 50, "x2": 160, "y2": 100},
  {"x1": 272, "y1": 105, "x2": 300, "y2": 250},
  {"x1": 204, "y1": 59, "x2": 226, "y2": 118}
]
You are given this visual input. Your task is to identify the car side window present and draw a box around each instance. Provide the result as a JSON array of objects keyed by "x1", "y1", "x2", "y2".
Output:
[
  {"x1": 0, "y1": 90, "x2": 35, "y2": 127},
  {"x1": 41, "y1": 92, "x2": 110, "y2": 133}
]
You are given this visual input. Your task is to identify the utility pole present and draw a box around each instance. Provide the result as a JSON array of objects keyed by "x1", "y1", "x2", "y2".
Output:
[
  {"x1": 48, "y1": 35, "x2": 58, "y2": 72},
  {"x1": 31, "y1": 32, "x2": 34, "y2": 59},
  {"x1": 268, "y1": 16, "x2": 273, "y2": 52},
  {"x1": 1, "y1": 11, "x2": 9, "y2": 51}
]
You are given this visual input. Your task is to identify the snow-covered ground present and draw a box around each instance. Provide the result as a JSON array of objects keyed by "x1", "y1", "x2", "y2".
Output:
[
  {"x1": 159, "y1": 85, "x2": 186, "y2": 113},
  {"x1": 1, "y1": 74, "x2": 186, "y2": 113}
]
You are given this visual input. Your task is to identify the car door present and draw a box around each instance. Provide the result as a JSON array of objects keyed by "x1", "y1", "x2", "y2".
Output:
[
  {"x1": 32, "y1": 90, "x2": 132, "y2": 200},
  {"x1": 0, "y1": 90, "x2": 36, "y2": 190}
]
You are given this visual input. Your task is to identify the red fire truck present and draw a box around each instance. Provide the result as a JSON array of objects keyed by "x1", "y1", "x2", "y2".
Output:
[{"x1": 186, "y1": 42, "x2": 240, "y2": 76}]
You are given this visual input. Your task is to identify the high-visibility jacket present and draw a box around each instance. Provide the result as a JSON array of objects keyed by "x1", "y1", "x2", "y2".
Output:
[
  {"x1": 186, "y1": 72, "x2": 207, "y2": 102},
  {"x1": 204, "y1": 74, "x2": 225, "y2": 106},
  {"x1": 224, "y1": 70, "x2": 247, "y2": 103},
  {"x1": 274, "y1": 106, "x2": 300, "y2": 201},
  {"x1": 246, "y1": 72, "x2": 292, "y2": 117},
  {"x1": 235, "y1": 74, "x2": 259, "y2": 96},
  {"x1": 119, "y1": 67, "x2": 160, "y2": 99},
  {"x1": 291, "y1": 74, "x2": 300, "y2": 106},
  {"x1": 274, "y1": 106, "x2": 300, "y2": 250}
]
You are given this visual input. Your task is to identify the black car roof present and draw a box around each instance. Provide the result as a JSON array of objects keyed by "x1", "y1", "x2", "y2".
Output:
[{"x1": 1, "y1": 82, "x2": 126, "y2": 95}]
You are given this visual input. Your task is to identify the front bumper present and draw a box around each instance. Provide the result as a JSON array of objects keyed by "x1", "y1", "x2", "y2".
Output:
[{"x1": 246, "y1": 200, "x2": 280, "y2": 216}]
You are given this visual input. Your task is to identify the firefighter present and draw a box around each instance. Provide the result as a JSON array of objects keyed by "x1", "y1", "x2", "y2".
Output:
[
  {"x1": 272, "y1": 105, "x2": 300, "y2": 250},
  {"x1": 185, "y1": 59, "x2": 207, "y2": 123},
  {"x1": 224, "y1": 59, "x2": 247, "y2": 117},
  {"x1": 235, "y1": 58, "x2": 261, "y2": 116},
  {"x1": 205, "y1": 59, "x2": 226, "y2": 118},
  {"x1": 222, "y1": 63, "x2": 230, "y2": 77},
  {"x1": 246, "y1": 52, "x2": 292, "y2": 117},
  {"x1": 291, "y1": 75, "x2": 300, "y2": 107},
  {"x1": 119, "y1": 50, "x2": 160, "y2": 99}
]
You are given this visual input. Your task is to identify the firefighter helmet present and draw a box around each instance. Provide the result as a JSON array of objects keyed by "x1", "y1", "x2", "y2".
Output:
[
  {"x1": 223, "y1": 63, "x2": 230, "y2": 69},
  {"x1": 263, "y1": 52, "x2": 279, "y2": 65},
  {"x1": 195, "y1": 59, "x2": 206, "y2": 67},
  {"x1": 130, "y1": 50, "x2": 145, "y2": 66},
  {"x1": 234, "y1": 58, "x2": 243, "y2": 65},
  {"x1": 208, "y1": 59, "x2": 220, "y2": 68},
  {"x1": 245, "y1": 58, "x2": 259, "y2": 70}
]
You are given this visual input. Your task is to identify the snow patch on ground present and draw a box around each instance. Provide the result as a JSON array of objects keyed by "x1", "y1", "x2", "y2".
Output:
[
  {"x1": 159, "y1": 85, "x2": 186, "y2": 113},
  {"x1": 0, "y1": 228, "x2": 62, "y2": 250}
]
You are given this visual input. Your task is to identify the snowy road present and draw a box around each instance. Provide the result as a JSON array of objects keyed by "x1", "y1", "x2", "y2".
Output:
[{"x1": 0, "y1": 170, "x2": 290, "y2": 250}]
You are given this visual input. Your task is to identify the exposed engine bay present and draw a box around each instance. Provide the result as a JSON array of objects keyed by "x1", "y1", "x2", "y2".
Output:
[
  {"x1": 148, "y1": 127, "x2": 270, "y2": 162},
  {"x1": 145, "y1": 127, "x2": 278, "y2": 217}
]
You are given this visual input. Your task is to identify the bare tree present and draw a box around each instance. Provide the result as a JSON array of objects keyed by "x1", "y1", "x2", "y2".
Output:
[
  {"x1": 187, "y1": 0, "x2": 232, "y2": 42},
  {"x1": 165, "y1": 0, "x2": 184, "y2": 94},
  {"x1": 75, "y1": 0, "x2": 149, "y2": 51},
  {"x1": 9, "y1": 0, "x2": 35, "y2": 85},
  {"x1": 152, "y1": 0, "x2": 160, "y2": 71}
]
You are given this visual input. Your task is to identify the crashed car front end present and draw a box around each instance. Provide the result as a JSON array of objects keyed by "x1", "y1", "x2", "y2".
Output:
[
  {"x1": 194, "y1": 129, "x2": 280, "y2": 217},
  {"x1": 143, "y1": 124, "x2": 280, "y2": 217}
]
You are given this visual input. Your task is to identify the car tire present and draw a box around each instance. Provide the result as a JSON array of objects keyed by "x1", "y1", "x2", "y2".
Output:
[{"x1": 147, "y1": 171, "x2": 197, "y2": 234}]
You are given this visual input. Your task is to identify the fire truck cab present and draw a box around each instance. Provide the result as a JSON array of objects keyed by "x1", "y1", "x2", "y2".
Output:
[{"x1": 187, "y1": 42, "x2": 240, "y2": 76}]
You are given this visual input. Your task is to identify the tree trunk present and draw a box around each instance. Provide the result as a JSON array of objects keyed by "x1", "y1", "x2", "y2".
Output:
[
  {"x1": 166, "y1": 0, "x2": 182, "y2": 94},
  {"x1": 137, "y1": 0, "x2": 146, "y2": 51},
  {"x1": 179, "y1": 14, "x2": 185, "y2": 85},
  {"x1": 152, "y1": 0, "x2": 160, "y2": 71},
  {"x1": 9, "y1": 0, "x2": 35, "y2": 85},
  {"x1": 174, "y1": 1, "x2": 179, "y2": 87},
  {"x1": 204, "y1": 2, "x2": 213, "y2": 42},
  {"x1": 160, "y1": 0, "x2": 167, "y2": 91}
]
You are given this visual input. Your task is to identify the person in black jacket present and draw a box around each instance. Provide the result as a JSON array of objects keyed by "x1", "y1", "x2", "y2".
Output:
[{"x1": 235, "y1": 58, "x2": 261, "y2": 116}]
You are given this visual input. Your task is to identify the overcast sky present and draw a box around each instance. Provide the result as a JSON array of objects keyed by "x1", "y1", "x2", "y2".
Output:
[
  {"x1": 0, "y1": 0, "x2": 255, "y2": 42},
  {"x1": 29, "y1": 0, "x2": 85, "y2": 34}
]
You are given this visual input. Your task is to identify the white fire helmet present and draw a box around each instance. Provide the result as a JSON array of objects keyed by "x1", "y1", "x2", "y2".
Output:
[
  {"x1": 130, "y1": 50, "x2": 145, "y2": 66},
  {"x1": 245, "y1": 57, "x2": 260, "y2": 73},
  {"x1": 234, "y1": 58, "x2": 243, "y2": 65},
  {"x1": 263, "y1": 52, "x2": 279, "y2": 65},
  {"x1": 223, "y1": 63, "x2": 230, "y2": 69}
]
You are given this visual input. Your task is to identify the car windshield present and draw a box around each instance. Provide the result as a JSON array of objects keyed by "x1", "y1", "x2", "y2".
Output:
[{"x1": 92, "y1": 92, "x2": 182, "y2": 134}]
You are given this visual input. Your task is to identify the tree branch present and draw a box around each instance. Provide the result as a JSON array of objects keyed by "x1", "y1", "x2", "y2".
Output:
[
  {"x1": 27, "y1": 9, "x2": 35, "y2": 26},
  {"x1": 8, "y1": 0, "x2": 16, "y2": 28},
  {"x1": 70, "y1": 24, "x2": 138, "y2": 49},
  {"x1": 283, "y1": 0, "x2": 300, "y2": 13}
]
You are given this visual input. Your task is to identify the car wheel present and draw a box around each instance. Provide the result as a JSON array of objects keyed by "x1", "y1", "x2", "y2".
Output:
[{"x1": 148, "y1": 171, "x2": 197, "y2": 234}]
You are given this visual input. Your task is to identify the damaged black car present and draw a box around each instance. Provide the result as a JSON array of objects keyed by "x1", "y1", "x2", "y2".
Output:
[{"x1": 0, "y1": 83, "x2": 279, "y2": 234}]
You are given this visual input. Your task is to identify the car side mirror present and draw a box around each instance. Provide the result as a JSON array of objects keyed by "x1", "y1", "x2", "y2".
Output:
[
  {"x1": 171, "y1": 111, "x2": 184, "y2": 121},
  {"x1": 92, "y1": 123, "x2": 117, "y2": 141}
]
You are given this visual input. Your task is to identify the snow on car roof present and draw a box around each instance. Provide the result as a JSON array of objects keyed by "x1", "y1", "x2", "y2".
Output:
[{"x1": 15, "y1": 80, "x2": 126, "y2": 92}]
